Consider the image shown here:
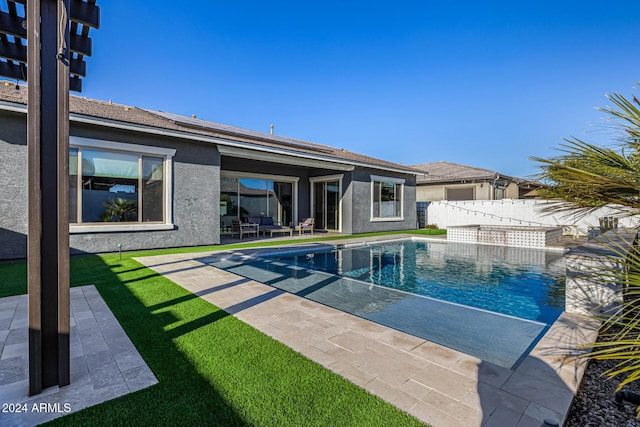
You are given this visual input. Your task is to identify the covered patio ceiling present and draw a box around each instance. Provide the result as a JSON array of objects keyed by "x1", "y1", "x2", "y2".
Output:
[{"x1": 218, "y1": 145, "x2": 355, "y2": 171}]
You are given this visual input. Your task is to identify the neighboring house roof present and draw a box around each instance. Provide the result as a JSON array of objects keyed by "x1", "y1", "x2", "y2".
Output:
[
  {"x1": 219, "y1": 177, "x2": 274, "y2": 196},
  {"x1": 0, "y1": 81, "x2": 419, "y2": 175},
  {"x1": 409, "y1": 161, "x2": 539, "y2": 187}
]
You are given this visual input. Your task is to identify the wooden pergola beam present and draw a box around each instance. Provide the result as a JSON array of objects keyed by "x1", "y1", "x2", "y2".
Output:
[
  {"x1": 0, "y1": 40, "x2": 86, "y2": 77},
  {"x1": 69, "y1": 74, "x2": 81, "y2": 92},
  {"x1": 9, "y1": 0, "x2": 100, "y2": 29},
  {"x1": 0, "y1": 0, "x2": 96, "y2": 92},
  {"x1": 0, "y1": 9, "x2": 22, "y2": 36},
  {"x1": 70, "y1": 33, "x2": 91, "y2": 56},
  {"x1": 0, "y1": 13, "x2": 93, "y2": 57},
  {"x1": 0, "y1": 37, "x2": 26, "y2": 62},
  {"x1": 0, "y1": 60, "x2": 23, "y2": 80}
]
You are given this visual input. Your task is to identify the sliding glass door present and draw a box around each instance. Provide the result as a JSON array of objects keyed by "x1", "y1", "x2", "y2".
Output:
[
  {"x1": 273, "y1": 182, "x2": 293, "y2": 226},
  {"x1": 220, "y1": 173, "x2": 296, "y2": 231},
  {"x1": 312, "y1": 178, "x2": 341, "y2": 231}
]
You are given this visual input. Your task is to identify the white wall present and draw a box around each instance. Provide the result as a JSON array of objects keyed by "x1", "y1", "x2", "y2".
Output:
[{"x1": 426, "y1": 199, "x2": 639, "y2": 235}]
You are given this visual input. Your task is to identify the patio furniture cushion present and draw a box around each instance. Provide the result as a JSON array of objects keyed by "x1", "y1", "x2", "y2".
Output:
[
  {"x1": 294, "y1": 218, "x2": 314, "y2": 235},
  {"x1": 246, "y1": 216, "x2": 284, "y2": 230},
  {"x1": 261, "y1": 225, "x2": 282, "y2": 230},
  {"x1": 246, "y1": 216, "x2": 262, "y2": 225}
]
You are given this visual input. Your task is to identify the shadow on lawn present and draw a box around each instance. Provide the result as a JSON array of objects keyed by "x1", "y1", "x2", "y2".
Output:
[{"x1": 42, "y1": 254, "x2": 251, "y2": 426}]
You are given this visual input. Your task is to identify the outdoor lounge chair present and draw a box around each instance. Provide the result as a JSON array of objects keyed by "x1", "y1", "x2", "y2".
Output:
[
  {"x1": 231, "y1": 219, "x2": 259, "y2": 239},
  {"x1": 294, "y1": 217, "x2": 314, "y2": 235}
]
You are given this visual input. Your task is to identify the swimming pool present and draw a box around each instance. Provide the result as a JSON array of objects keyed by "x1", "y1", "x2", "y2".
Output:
[
  {"x1": 208, "y1": 239, "x2": 566, "y2": 369},
  {"x1": 274, "y1": 240, "x2": 566, "y2": 325}
]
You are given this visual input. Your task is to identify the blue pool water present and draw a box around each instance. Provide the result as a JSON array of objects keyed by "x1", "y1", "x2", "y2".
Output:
[
  {"x1": 206, "y1": 239, "x2": 566, "y2": 369},
  {"x1": 273, "y1": 240, "x2": 566, "y2": 325}
]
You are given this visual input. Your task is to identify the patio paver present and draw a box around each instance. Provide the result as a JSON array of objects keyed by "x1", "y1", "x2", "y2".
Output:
[
  {"x1": 0, "y1": 286, "x2": 157, "y2": 427},
  {"x1": 137, "y1": 239, "x2": 600, "y2": 427}
]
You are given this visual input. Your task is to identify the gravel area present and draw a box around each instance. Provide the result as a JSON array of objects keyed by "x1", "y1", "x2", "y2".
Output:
[{"x1": 567, "y1": 355, "x2": 640, "y2": 426}]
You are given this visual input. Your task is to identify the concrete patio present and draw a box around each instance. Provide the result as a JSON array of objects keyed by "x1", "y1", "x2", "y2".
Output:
[
  {"x1": 136, "y1": 237, "x2": 600, "y2": 427},
  {"x1": 0, "y1": 286, "x2": 157, "y2": 427}
]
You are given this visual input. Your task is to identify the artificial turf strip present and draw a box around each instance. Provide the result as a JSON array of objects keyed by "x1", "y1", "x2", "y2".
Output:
[
  {"x1": 0, "y1": 229, "x2": 445, "y2": 299},
  {"x1": 6, "y1": 253, "x2": 428, "y2": 426},
  {"x1": 0, "y1": 260, "x2": 26, "y2": 298}
]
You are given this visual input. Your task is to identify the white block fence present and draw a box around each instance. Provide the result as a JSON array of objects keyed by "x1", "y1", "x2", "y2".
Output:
[{"x1": 425, "y1": 199, "x2": 639, "y2": 235}]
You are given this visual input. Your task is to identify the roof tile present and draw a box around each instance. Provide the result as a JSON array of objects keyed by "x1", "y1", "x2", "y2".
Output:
[{"x1": 0, "y1": 81, "x2": 417, "y2": 174}]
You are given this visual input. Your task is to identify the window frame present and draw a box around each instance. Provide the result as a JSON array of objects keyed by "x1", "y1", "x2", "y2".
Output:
[
  {"x1": 69, "y1": 136, "x2": 176, "y2": 233},
  {"x1": 220, "y1": 170, "x2": 299, "y2": 225},
  {"x1": 309, "y1": 174, "x2": 344, "y2": 232},
  {"x1": 370, "y1": 174, "x2": 404, "y2": 222},
  {"x1": 445, "y1": 186, "x2": 475, "y2": 201}
]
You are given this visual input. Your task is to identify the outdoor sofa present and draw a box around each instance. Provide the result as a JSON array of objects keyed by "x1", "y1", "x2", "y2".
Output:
[{"x1": 245, "y1": 216, "x2": 293, "y2": 237}]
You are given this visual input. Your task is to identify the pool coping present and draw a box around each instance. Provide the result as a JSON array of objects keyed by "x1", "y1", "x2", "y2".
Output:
[{"x1": 136, "y1": 236, "x2": 599, "y2": 427}]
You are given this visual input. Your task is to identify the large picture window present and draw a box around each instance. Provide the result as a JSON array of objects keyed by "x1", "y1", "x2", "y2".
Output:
[
  {"x1": 69, "y1": 137, "x2": 175, "y2": 230},
  {"x1": 220, "y1": 172, "x2": 297, "y2": 231},
  {"x1": 371, "y1": 175, "x2": 404, "y2": 220}
]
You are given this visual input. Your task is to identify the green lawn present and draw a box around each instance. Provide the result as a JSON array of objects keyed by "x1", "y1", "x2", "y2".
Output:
[{"x1": 1, "y1": 231, "x2": 436, "y2": 426}]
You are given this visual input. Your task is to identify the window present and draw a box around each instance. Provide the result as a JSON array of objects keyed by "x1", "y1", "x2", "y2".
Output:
[
  {"x1": 371, "y1": 175, "x2": 404, "y2": 220},
  {"x1": 220, "y1": 172, "x2": 298, "y2": 230},
  {"x1": 446, "y1": 187, "x2": 474, "y2": 201},
  {"x1": 69, "y1": 137, "x2": 175, "y2": 232}
]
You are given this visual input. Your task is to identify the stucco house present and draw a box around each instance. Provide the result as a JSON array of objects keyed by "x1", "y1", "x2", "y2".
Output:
[
  {"x1": 410, "y1": 161, "x2": 541, "y2": 202},
  {"x1": 0, "y1": 81, "x2": 418, "y2": 260}
]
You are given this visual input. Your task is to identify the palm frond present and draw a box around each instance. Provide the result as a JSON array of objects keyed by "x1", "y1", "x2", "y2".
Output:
[{"x1": 532, "y1": 84, "x2": 640, "y2": 410}]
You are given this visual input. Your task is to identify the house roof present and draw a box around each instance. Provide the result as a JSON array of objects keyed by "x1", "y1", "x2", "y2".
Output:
[
  {"x1": 409, "y1": 161, "x2": 538, "y2": 186},
  {"x1": 0, "y1": 81, "x2": 419, "y2": 175}
]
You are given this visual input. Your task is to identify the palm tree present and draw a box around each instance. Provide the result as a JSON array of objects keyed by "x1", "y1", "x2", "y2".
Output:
[
  {"x1": 102, "y1": 197, "x2": 137, "y2": 222},
  {"x1": 531, "y1": 83, "x2": 640, "y2": 403},
  {"x1": 532, "y1": 87, "x2": 640, "y2": 215}
]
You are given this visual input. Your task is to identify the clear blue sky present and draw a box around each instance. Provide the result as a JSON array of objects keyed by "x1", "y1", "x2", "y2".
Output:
[{"x1": 81, "y1": 1, "x2": 637, "y2": 178}]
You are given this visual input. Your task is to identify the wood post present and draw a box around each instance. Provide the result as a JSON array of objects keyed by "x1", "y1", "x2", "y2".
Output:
[{"x1": 27, "y1": 0, "x2": 71, "y2": 396}]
